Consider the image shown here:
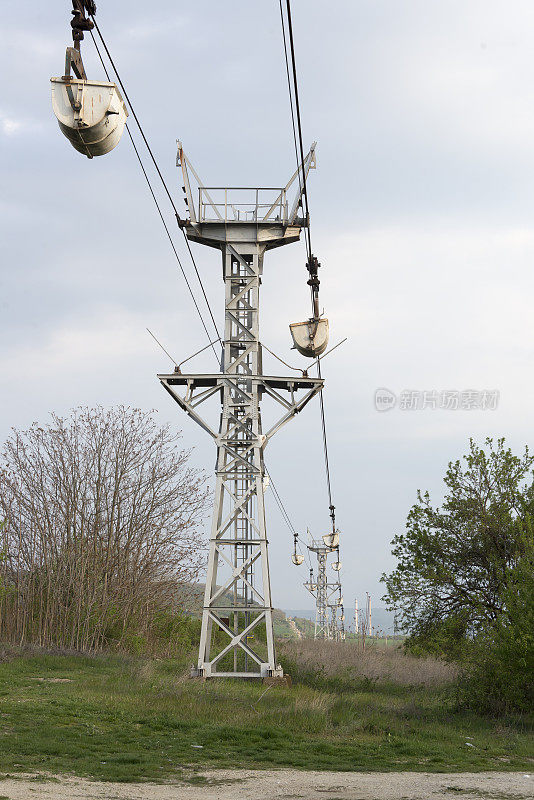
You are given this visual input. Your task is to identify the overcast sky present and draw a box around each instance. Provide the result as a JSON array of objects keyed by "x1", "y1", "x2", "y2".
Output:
[{"x1": 2, "y1": 1, "x2": 534, "y2": 615}]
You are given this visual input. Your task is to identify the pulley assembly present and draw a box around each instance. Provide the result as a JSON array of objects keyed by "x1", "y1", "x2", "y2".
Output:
[{"x1": 51, "y1": 2, "x2": 128, "y2": 159}]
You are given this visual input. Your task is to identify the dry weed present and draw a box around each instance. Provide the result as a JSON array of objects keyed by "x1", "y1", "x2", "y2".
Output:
[{"x1": 280, "y1": 639, "x2": 457, "y2": 687}]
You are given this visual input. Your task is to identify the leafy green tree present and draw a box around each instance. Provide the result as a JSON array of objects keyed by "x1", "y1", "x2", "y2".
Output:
[
  {"x1": 381, "y1": 438, "x2": 534, "y2": 656},
  {"x1": 459, "y1": 529, "x2": 534, "y2": 712}
]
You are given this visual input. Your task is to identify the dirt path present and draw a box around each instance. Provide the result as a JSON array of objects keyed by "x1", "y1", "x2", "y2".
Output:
[{"x1": 0, "y1": 771, "x2": 531, "y2": 800}]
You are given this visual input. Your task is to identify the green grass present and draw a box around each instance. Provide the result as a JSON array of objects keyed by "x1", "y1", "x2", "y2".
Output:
[{"x1": 0, "y1": 651, "x2": 531, "y2": 783}]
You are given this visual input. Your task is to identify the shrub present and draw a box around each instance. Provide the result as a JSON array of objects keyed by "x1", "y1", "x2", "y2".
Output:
[
  {"x1": 458, "y1": 540, "x2": 534, "y2": 714},
  {"x1": 0, "y1": 407, "x2": 209, "y2": 652}
]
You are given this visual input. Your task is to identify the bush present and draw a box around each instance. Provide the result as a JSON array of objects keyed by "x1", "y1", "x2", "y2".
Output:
[
  {"x1": 0, "y1": 407, "x2": 208, "y2": 652},
  {"x1": 382, "y1": 439, "x2": 534, "y2": 659},
  {"x1": 458, "y1": 541, "x2": 534, "y2": 714},
  {"x1": 404, "y1": 612, "x2": 473, "y2": 662}
]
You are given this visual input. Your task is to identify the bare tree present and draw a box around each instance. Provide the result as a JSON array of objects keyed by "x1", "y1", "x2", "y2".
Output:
[{"x1": 0, "y1": 406, "x2": 208, "y2": 651}]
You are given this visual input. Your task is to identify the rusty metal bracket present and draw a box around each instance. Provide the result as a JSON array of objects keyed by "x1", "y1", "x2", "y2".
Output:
[
  {"x1": 71, "y1": 1, "x2": 96, "y2": 47},
  {"x1": 63, "y1": 46, "x2": 87, "y2": 81}
]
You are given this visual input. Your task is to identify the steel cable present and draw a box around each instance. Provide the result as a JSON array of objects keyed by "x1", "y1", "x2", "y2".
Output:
[
  {"x1": 89, "y1": 18, "x2": 221, "y2": 348},
  {"x1": 89, "y1": 31, "x2": 219, "y2": 361},
  {"x1": 265, "y1": 467, "x2": 312, "y2": 570},
  {"x1": 280, "y1": 0, "x2": 312, "y2": 261},
  {"x1": 279, "y1": 1, "x2": 338, "y2": 534}
]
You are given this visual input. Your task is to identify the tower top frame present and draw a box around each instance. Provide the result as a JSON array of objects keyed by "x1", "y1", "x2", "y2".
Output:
[{"x1": 176, "y1": 141, "x2": 316, "y2": 249}]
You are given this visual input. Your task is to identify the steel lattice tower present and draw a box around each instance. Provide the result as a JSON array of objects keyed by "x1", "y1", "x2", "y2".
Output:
[
  {"x1": 158, "y1": 143, "x2": 320, "y2": 678},
  {"x1": 305, "y1": 537, "x2": 344, "y2": 640},
  {"x1": 304, "y1": 546, "x2": 329, "y2": 639}
]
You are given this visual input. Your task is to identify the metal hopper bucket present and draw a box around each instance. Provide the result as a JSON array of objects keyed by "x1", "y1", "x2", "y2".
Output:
[
  {"x1": 51, "y1": 77, "x2": 128, "y2": 158},
  {"x1": 322, "y1": 531, "x2": 339, "y2": 549},
  {"x1": 289, "y1": 318, "x2": 329, "y2": 358}
]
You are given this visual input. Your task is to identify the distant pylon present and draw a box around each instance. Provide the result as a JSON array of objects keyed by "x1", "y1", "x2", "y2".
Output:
[{"x1": 304, "y1": 532, "x2": 344, "y2": 640}]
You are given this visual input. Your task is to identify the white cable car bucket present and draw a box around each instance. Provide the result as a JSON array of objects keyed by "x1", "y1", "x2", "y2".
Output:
[
  {"x1": 322, "y1": 531, "x2": 339, "y2": 549},
  {"x1": 51, "y1": 76, "x2": 128, "y2": 159},
  {"x1": 332, "y1": 561, "x2": 342, "y2": 571},
  {"x1": 289, "y1": 318, "x2": 329, "y2": 358},
  {"x1": 291, "y1": 532, "x2": 304, "y2": 565}
]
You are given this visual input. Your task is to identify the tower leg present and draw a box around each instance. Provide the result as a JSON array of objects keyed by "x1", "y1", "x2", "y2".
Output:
[{"x1": 195, "y1": 245, "x2": 281, "y2": 678}]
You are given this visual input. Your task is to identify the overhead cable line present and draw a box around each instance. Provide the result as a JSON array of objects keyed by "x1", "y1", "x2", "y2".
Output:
[
  {"x1": 90, "y1": 31, "x2": 219, "y2": 360},
  {"x1": 90, "y1": 19, "x2": 221, "y2": 344},
  {"x1": 265, "y1": 467, "x2": 311, "y2": 569},
  {"x1": 266, "y1": 467, "x2": 297, "y2": 537},
  {"x1": 317, "y1": 360, "x2": 336, "y2": 531},
  {"x1": 278, "y1": 0, "x2": 306, "y2": 250},
  {"x1": 280, "y1": 0, "x2": 312, "y2": 262},
  {"x1": 279, "y1": 0, "x2": 339, "y2": 534},
  {"x1": 89, "y1": 18, "x2": 221, "y2": 349}
]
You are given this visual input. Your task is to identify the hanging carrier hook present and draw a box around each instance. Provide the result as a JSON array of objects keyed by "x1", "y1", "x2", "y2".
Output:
[
  {"x1": 289, "y1": 254, "x2": 329, "y2": 357},
  {"x1": 306, "y1": 254, "x2": 321, "y2": 321},
  {"x1": 329, "y1": 503, "x2": 336, "y2": 532},
  {"x1": 62, "y1": 1, "x2": 96, "y2": 79},
  {"x1": 71, "y1": 0, "x2": 96, "y2": 49},
  {"x1": 291, "y1": 532, "x2": 304, "y2": 566}
]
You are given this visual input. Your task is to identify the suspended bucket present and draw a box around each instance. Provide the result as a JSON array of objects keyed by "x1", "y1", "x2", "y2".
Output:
[
  {"x1": 332, "y1": 561, "x2": 342, "y2": 571},
  {"x1": 289, "y1": 318, "x2": 329, "y2": 358},
  {"x1": 51, "y1": 77, "x2": 128, "y2": 158},
  {"x1": 291, "y1": 553, "x2": 304, "y2": 566},
  {"x1": 322, "y1": 531, "x2": 339, "y2": 549}
]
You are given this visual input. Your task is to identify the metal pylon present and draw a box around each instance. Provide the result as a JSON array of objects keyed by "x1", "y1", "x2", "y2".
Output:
[
  {"x1": 158, "y1": 142, "x2": 321, "y2": 678},
  {"x1": 304, "y1": 548, "x2": 329, "y2": 639},
  {"x1": 327, "y1": 578, "x2": 344, "y2": 641},
  {"x1": 305, "y1": 535, "x2": 345, "y2": 641}
]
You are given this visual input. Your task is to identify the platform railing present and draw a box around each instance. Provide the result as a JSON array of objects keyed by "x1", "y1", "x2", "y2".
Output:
[{"x1": 198, "y1": 187, "x2": 288, "y2": 223}]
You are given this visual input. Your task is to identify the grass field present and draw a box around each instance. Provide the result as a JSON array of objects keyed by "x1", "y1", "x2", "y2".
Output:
[{"x1": 0, "y1": 645, "x2": 531, "y2": 783}]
